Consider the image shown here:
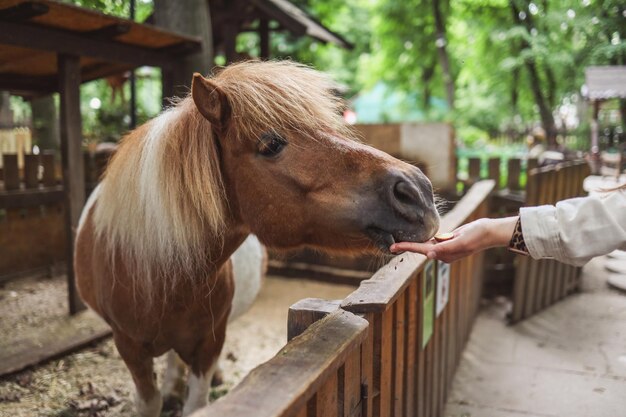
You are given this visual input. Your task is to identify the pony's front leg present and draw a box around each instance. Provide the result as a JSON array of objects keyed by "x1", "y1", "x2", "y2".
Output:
[
  {"x1": 180, "y1": 317, "x2": 228, "y2": 416},
  {"x1": 113, "y1": 331, "x2": 162, "y2": 417}
]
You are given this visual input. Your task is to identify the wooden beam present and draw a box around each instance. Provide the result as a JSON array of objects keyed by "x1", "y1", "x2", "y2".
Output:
[
  {"x1": 0, "y1": 186, "x2": 64, "y2": 209},
  {"x1": 0, "y1": 20, "x2": 181, "y2": 69},
  {"x1": 250, "y1": 0, "x2": 307, "y2": 36},
  {"x1": 58, "y1": 53, "x2": 86, "y2": 315},
  {"x1": 84, "y1": 22, "x2": 131, "y2": 40},
  {"x1": 223, "y1": 23, "x2": 238, "y2": 64},
  {"x1": 259, "y1": 18, "x2": 270, "y2": 59},
  {"x1": 0, "y1": 1, "x2": 49, "y2": 21}
]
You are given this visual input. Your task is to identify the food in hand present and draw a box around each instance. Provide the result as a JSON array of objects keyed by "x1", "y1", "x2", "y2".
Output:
[{"x1": 434, "y1": 233, "x2": 454, "y2": 242}]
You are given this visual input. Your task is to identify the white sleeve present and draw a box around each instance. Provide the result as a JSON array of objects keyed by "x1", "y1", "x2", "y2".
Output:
[{"x1": 519, "y1": 191, "x2": 626, "y2": 266}]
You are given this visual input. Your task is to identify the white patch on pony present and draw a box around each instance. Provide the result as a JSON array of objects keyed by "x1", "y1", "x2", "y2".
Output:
[
  {"x1": 77, "y1": 183, "x2": 101, "y2": 234},
  {"x1": 161, "y1": 350, "x2": 185, "y2": 398},
  {"x1": 182, "y1": 366, "x2": 216, "y2": 417},
  {"x1": 229, "y1": 234, "x2": 266, "y2": 321},
  {"x1": 135, "y1": 389, "x2": 162, "y2": 417}
]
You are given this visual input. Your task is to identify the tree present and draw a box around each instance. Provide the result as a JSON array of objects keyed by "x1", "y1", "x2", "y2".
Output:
[{"x1": 154, "y1": 0, "x2": 214, "y2": 97}]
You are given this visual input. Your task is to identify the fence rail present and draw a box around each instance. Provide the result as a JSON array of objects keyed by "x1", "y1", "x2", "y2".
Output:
[{"x1": 193, "y1": 180, "x2": 495, "y2": 417}]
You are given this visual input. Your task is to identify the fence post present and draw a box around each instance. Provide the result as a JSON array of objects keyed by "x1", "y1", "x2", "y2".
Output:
[
  {"x1": 2, "y1": 154, "x2": 19, "y2": 191},
  {"x1": 288, "y1": 298, "x2": 341, "y2": 341},
  {"x1": 488, "y1": 157, "x2": 500, "y2": 188},
  {"x1": 23, "y1": 154, "x2": 40, "y2": 188},
  {"x1": 41, "y1": 151, "x2": 56, "y2": 187},
  {"x1": 507, "y1": 158, "x2": 521, "y2": 191}
]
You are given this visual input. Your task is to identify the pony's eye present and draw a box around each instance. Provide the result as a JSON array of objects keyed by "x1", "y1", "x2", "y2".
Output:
[{"x1": 258, "y1": 132, "x2": 287, "y2": 157}]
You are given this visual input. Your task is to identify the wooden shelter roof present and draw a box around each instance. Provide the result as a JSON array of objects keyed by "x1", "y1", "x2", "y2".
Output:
[
  {"x1": 0, "y1": 0, "x2": 201, "y2": 97},
  {"x1": 209, "y1": 0, "x2": 352, "y2": 51},
  {"x1": 584, "y1": 66, "x2": 626, "y2": 101},
  {"x1": 257, "y1": 0, "x2": 352, "y2": 48}
]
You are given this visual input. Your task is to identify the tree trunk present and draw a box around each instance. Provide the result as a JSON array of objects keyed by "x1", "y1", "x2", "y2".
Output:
[
  {"x1": 154, "y1": 0, "x2": 214, "y2": 98},
  {"x1": 431, "y1": 0, "x2": 454, "y2": 110},
  {"x1": 510, "y1": 0, "x2": 557, "y2": 146},
  {"x1": 31, "y1": 95, "x2": 60, "y2": 151}
]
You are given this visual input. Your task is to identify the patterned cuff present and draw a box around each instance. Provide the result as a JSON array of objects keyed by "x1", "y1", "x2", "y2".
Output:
[{"x1": 508, "y1": 217, "x2": 529, "y2": 256}]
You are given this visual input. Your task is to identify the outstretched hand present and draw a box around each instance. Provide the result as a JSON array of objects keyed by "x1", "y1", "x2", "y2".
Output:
[{"x1": 390, "y1": 217, "x2": 518, "y2": 263}]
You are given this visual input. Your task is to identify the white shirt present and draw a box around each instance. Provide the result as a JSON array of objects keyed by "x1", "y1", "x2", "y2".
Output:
[{"x1": 520, "y1": 191, "x2": 626, "y2": 266}]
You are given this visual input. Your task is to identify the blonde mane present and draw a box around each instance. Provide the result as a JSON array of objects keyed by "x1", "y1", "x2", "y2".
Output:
[{"x1": 92, "y1": 60, "x2": 352, "y2": 300}]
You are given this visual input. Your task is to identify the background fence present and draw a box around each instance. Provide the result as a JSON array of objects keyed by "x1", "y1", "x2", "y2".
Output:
[
  {"x1": 193, "y1": 180, "x2": 495, "y2": 417},
  {"x1": 509, "y1": 161, "x2": 590, "y2": 323},
  {"x1": 0, "y1": 147, "x2": 112, "y2": 280}
]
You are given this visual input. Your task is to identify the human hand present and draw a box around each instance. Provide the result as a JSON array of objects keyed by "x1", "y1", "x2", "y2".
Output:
[{"x1": 390, "y1": 217, "x2": 518, "y2": 263}]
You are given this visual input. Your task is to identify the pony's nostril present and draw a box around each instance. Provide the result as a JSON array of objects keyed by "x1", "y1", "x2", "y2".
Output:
[{"x1": 393, "y1": 180, "x2": 421, "y2": 207}]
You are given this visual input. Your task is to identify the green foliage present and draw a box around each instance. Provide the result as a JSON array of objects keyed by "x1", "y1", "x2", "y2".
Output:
[{"x1": 26, "y1": 0, "x2": 623, "y2": 147}]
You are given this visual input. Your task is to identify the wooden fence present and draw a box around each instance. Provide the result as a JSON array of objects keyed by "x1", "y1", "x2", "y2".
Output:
[
  {"x1": 509, "y1": 161, "x2": 590, "y2": 323},
  {"x1": 460, "y1": 156, "x2": 538, "y2": 192},
  {"x1": 192, "y1": 180, "x2": 495, "y2": 417},
  {"x1": 0, "y1": 149, "x2": 110, "y2": 279}
]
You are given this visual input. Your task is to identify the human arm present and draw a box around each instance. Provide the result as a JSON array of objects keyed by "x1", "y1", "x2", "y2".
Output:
[
  {"x1": 520, "y1": 191, "x2": 626, "y2": 266},
  {"x1": 391, "y1": 191, "x2": 626, "y2": 266},
  {"x1": 390, "y1": 216, "x2": 518, "y2": 263}
]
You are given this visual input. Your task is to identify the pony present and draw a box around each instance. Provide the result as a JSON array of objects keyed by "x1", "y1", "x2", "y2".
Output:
[{"x1": 74, "y1": 60, "x2": 440, "y2": 417}]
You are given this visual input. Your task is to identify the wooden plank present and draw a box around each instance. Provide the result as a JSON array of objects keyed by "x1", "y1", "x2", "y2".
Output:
[
  {"x1": 488, "y1": 157, "x2": 500, "y2": 187},
  {"x1": 447, "y1": 263, "x2": 458, "y2": 385},
  {"x1": 58, "y1": 53, "x2": 85, "y2": 315},
  {"x1": 379, "y1": 307, "x2": 393, "y2": 417},
  {"x1": 23, "y1": 154, "x2": 39, "y2": 188},
  {"x1": 316, "y1": 373, "x2": 339, "y2": 417},
  {"x1": 196, "y1": 310, "x2": 368, "y2": 417},
  {"x1": 393, "y1": 293, "x2": 406, "y2": 417},
  {"x1": 507, "y1": 158, "x2": 522, "y2": 190},
  {"x1": 438, "y1": 282, "x2": 448, "y2": 412},
  {"x1": 468, "y1": 157, "x2": 481, "y2": 181},
  {"x1": 2, "y1": 153, "x2": 19, "y2": 190},
  {"x1": 362, "y1": 313, "x2": 375, "y2": 417},
  {"x1": 431, "y1": 297, "x2": 440, "y2": 417},
  {"x1": 416, "y1": 271, "x2": 425, "y2": 417},
  {"x1": 343, "y1": 350, "x2": 362, "y2": 417},
  {"x1": 288, "y1": 298, "x2": 341, "y2": 341},
  {"x1": 0, "y1": 185, "x2": 63, "y2": 209},
  {"x1": 0, "y1": 314, "x2": 111, "y2": 376},
  {"x1": 404, "y1": 280, "x2": 417, "y2": 417},
  {"x1": 0, "y1": 20, "x2": 192, "y2": 70},
  {"x1": 41, "y1": 151, "x2": 56, "y2": 186}
]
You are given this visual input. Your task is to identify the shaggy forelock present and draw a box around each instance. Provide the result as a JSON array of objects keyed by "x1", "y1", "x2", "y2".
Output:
[{"x1": 212, "y1": 60, "x2": 355, "y2": 142}]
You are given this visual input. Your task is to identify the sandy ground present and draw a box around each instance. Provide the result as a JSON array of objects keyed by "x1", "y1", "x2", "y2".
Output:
[
  {"x1": 444, "y1": 255, "x2": 626, "y2": 417},
  {"x1": 0, "y1": 275, "x2": 355, "y2": 417}
]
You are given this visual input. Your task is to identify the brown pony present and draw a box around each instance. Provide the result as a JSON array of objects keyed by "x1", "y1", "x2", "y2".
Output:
[{"x1": 74, "y1": 61, "x2": 439, "y2": 417}]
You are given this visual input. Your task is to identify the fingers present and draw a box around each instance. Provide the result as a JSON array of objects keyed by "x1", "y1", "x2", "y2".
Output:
[{"x1": 390, "y1": 241, "x2": 435, "y2": 257}]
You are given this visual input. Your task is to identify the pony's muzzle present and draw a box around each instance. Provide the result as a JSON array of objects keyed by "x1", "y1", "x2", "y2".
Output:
[{"x1": 388, "y1": 172, "x2": 437, "y2": 225}]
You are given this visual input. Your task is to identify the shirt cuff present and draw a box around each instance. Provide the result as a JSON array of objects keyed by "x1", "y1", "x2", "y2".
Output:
[{"x1": 519, "y1": 205, "x2": 563, "y2": 260}]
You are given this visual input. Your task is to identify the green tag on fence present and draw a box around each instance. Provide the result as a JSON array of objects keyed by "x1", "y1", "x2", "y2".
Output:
[{"x1": 422, "y1": 260, "x2": 435, "y2": 349}]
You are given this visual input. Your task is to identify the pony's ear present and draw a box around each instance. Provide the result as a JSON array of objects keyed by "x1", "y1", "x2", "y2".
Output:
[{"x1": 191, "y1": 73, "x2": 231, "y2": 130}]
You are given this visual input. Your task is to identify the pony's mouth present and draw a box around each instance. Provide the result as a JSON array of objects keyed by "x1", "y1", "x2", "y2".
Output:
[
  {"x1": 365, "y1": 227, "x2": 396, "y2": 252},
  {"x1": 365, "y1": 226, "x2": 435, "y2": 253}
]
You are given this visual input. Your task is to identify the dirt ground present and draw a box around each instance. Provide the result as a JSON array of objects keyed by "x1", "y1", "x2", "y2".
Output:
[{"x1": 0, "y1": 274, "x2": 356, "y2": 417}]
